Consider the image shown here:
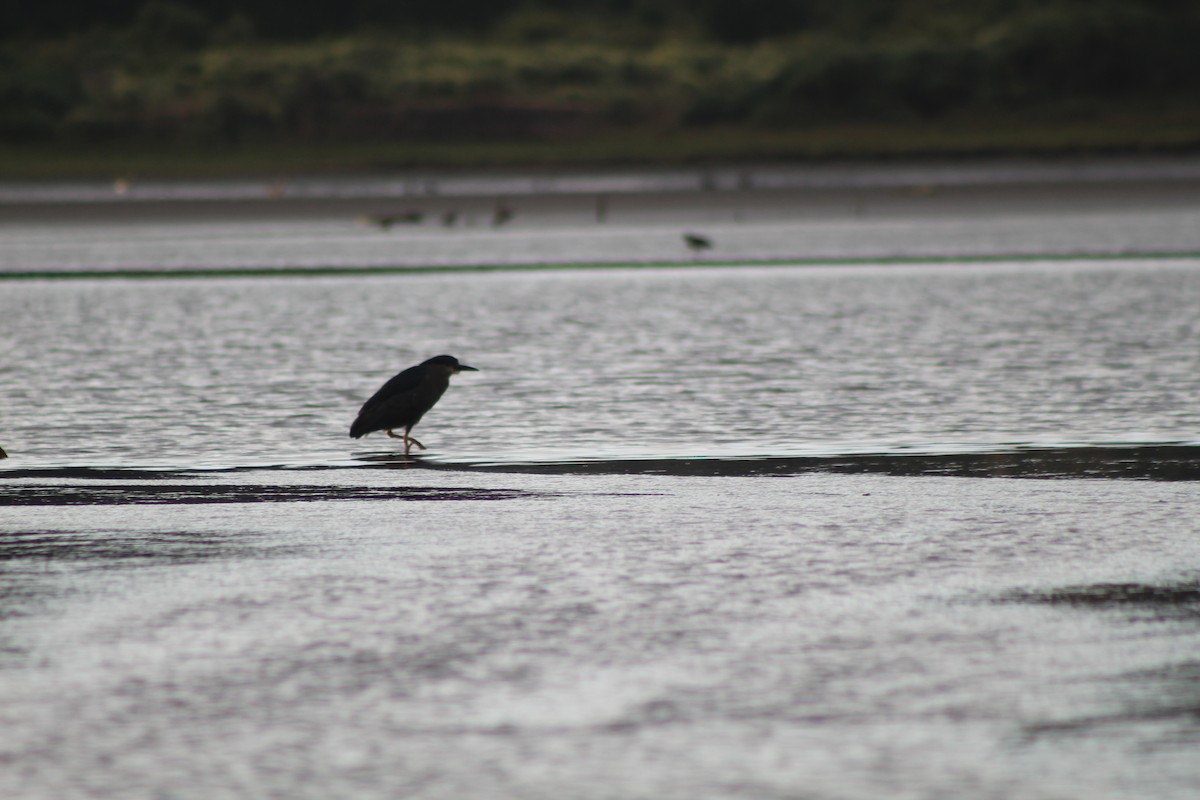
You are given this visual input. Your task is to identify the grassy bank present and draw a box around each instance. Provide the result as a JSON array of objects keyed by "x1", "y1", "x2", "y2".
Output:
[{"x1": 5, "y1": 105, "x2": 1200, "y2": 179}]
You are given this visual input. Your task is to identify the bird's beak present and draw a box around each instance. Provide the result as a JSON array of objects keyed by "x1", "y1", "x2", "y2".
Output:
[{"x1": 456, "y1": 364, "x2": 479, "y2": 372}]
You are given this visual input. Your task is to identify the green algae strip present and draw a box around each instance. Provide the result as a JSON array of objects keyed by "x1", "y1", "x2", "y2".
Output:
[{"x1": 2, "y1": 250, "x2": 1199, "y2": 281}]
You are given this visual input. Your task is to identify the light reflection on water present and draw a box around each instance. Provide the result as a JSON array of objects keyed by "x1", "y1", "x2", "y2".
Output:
[
  {"x1": 3, "y1": 470, "x2": 1200, "y2": 799},
  {"x1": 3, "y1": 209, "x2": 1198, "y2": 273},
  {"x1": 3, "y1": 260, "x2": 1200, "y2": 468},
  {"x1": 3, "y1": 158, "x2": 1199, "y2": 273},
  {"x1": 4, "y1": 173, "x2": 1200, "y2": 800}
]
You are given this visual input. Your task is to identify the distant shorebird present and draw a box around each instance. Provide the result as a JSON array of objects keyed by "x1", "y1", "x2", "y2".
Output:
[
  {"x1": 683, "y1": 232, "x2": 713, "y2": 260},
  {"x1": 492, "y1": 202, "x2": 514, "y2": 227},
  {"x1": 359, "y1": 211, "x2": 424, "y2": 229},
  {"x1": 349, "y1": 355, "x2": 478, "y2": 455}
]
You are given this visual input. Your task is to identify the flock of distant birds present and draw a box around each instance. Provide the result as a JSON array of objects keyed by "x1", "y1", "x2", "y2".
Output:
[
  {"x1": 357, "y1": 202, "x2": 713, "y2": 258},
  {"x1": 357, "y1": 202, "x2": 512, "y2": 230},
  {"x1": 112, "y1": 175, "x2": 717, "y2": 259}
]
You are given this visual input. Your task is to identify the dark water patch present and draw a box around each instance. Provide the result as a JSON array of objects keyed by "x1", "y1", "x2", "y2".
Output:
[
  {"x1": 430, "y1": 444, "x2": 1200, "y2": 481},
  {"x1": 3, "y1": 250, "x2": 1200, "y2": 282},
  {"x1": 997, "y1": 581, "x2": 1200, "y2": 620},
  {"x1": 1021, "y1": 661, "x2": 1200, "y2": 744},
  {"x1": 0, "y1": 467, "x2": 209, "y2": 481},
  {"x1": 1023, "y1": 703, "x2": 1200, "y2": 742},
  {"x1": 0, "y1": 529, "x2": 301, "y2": 567},
  {"x1": 0, "y1": 483, "x2": 532, "y2": 506},
  {"x1": 1003, "y1": 585, "x2": 1200, "y2": 744},
  {"x1": 4, "y1": 444, "x2": 1200, "y2": 484},
  {"x1": 0, "y1": 573, "x2": 57, "y2": 620},
  {"x1": 0, "y1": 528, "x2": 306, "y2": 666}
]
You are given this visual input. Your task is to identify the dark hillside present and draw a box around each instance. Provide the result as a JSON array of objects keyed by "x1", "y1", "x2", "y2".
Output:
[{"x1": 2, "y1": 0, "x2": 1198, "y2": 170}]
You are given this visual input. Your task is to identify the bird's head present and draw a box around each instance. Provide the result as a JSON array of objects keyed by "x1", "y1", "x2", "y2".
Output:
[{"x1": 424, "y1": 354, "x2": 479, "y2": 374}]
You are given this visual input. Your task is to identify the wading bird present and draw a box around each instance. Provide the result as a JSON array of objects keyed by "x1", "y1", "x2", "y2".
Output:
[
  {"x1": 349, "y1": 355, "x2": 478, "y2": 454},
  {"x1": 683, "y1": 232, "x2": 712, "y2": 259},
  {"x1": 492, "y1": 202, "x2": 514, "y2": 227}
]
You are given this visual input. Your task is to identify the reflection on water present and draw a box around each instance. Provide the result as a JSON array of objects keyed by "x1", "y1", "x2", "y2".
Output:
[
  {"x1": 0, "y1": 528, "x2": 299, "y2": 566},
  {"x1": 4, "y1": 171, "x2": 1200, "y2": 800},
  {"x1": 1000, "y1": 581, "x2": 1200, "y2": 615},
  {"x1": 3, "y1": 470, "x2": 1200, "y2": 799},
  {"x1": 9, "y1": 442, "x2": 1200, "y2": 489},
  {"x1": 0, "y1": 482, "x2": 534, "y2": 505},
  {"x1": 3, "y1": 260, "x2": 1200, "y2": 470},
  {"x1": 435, "y1": 442, "x2": 1200, "y2": 479},
  {"x1": 3, "y1": 158, "x2": 1199, "y2": 274},
  {"x1": 2, "y1": 208, "x2": 1197, "y2": 275}
]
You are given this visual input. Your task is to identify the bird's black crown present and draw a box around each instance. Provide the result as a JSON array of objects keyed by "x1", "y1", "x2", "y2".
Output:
[{"x1": 423, "y1": 354, "x2": 478, "y2": 371}]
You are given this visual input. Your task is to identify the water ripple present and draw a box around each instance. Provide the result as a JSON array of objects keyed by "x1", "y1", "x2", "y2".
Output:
[
  {"x1": 4, "y1": 444, "x2": 1200, "y2": 500},
  {"x1": 0, "y1": 483, "x2": 534, "y2": 506}
]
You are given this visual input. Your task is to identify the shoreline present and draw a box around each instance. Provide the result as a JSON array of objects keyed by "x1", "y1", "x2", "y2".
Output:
[
  {"x1": 5, "y1": 251, "x2": 1200, "y2": 283},
  {"x1": 2, "y1": 154, "x2": 1200, "y2": 226},
  {"x1": 4, "y1": 110, "x2": 1200, "y2": 181},
  {"x1": 4, "y1": 154, "x2": 1198, "y2": 277}
]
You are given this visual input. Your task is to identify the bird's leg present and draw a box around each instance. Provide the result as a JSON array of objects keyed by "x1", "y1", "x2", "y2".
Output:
[
  {"x1": 404, "y1": 432, "x2": 426, "y2": 452},
  {"x1": 386, "y1": 429, "x2": 403, "y2": 439}
]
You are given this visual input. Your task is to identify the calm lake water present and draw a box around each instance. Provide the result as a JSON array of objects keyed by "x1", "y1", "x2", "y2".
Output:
[{"x1": 3, "y1": 160, "x2": 1200, "y2": 799}]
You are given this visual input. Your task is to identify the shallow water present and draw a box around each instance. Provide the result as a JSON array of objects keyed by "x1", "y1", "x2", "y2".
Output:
[
  {"x1": 4, "y1": 469, "x2": 1200, "y2": 800},
  {"x1": 5, "y1": 260, "x2": 1200, "y2": 469},
  {"x1": 3, "y1": 157, "x2": 1199, "y2": 275},
  {"x1": 3, "y1": 162, "x2": 1200, "y2": 799}
]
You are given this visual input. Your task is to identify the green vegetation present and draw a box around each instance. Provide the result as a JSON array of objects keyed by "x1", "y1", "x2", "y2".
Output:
[{"x1": 2, "y1": 0, "x2": 1198, "y2": 175}]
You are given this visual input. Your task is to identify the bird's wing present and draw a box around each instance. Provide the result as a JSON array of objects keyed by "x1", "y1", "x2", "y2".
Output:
[
  {"x1": 350, "y1": 365, "x2": 427, "y2": 438},
  {"x1": 351, "y1": 391, "x2": 422, "y2": 437},
  {"x1": 356, "y1": 364, "x2": 423, "y2": 417}
]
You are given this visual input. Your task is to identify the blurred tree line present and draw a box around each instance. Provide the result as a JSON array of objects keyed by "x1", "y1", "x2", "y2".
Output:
[{"x1": 2, "y1": 0, "x2": 1198, "y2": 147}]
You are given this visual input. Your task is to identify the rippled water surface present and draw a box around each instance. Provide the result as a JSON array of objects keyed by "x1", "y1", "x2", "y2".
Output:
[
  {"x1": 5, "y1": 260, "x2": 1200, "y2": 468},
  {"x1": 3, "y1": 162, "x2": 1200, "y2": 799}
]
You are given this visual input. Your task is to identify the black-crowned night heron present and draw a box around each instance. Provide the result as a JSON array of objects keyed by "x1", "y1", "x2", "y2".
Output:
[{"x1": 349, "y1": 355, "x2": 478, "y2": 454}]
